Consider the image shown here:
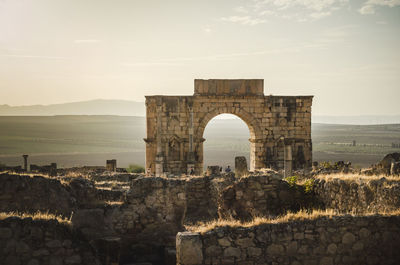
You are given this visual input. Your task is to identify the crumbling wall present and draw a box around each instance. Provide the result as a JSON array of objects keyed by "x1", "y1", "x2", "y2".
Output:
[
  {"x1": 0, "y1": 217, "x2": 99, "y2": 265},
  {"x1": 0, "y1": 173, "x2": 123, "y2": 216},
  {"x1": 177, "y1": 215, "x2": 400, "y2": 265},
  {"x1": 107, "y1": 175, "x2": 234, "y2": 264},
  {"x1": 110, "y1": 177, "x2": 187, "y2": 246},
  {"x1": 0, "y1": 173, "x2": 74, "y2": 216},
  {"x1": 314, "y1": 177, "x2": 400, "y2": 213},
  {"x1": 219, "y1": 173, "x2": 315, "y2": 221}
]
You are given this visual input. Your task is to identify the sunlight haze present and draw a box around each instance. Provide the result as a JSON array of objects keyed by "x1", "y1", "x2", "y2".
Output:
[{"x1": 0, "y1": 0, "x2": 399, "y2": 116}]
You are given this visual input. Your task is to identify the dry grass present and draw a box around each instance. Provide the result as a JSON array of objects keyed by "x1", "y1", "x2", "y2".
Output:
[
  {"x1": 0, "y1": 211, "x2": 72, "y2": 225},
  {"x1": 105, "y1": 200, "x2": 124, "y2": 206},
  {"x1": 186, "y1": 209, "x2": 400, "y2": 233},
  {"x1": 314, "y1": 173, "x2": 400, "y2": 183}
]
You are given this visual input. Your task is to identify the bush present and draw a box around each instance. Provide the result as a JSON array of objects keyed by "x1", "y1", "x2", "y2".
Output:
[
  {"x1": 127, "y1": 164, "x2": 145, "y2": 173},
  {"x1": 320, "y1": 161, "x2": 334, "y2": 170},
  {"x1": 303, "y1": 179, "x2": 315, "y2": 194},
  {"x1": 284, "y1": 175, "x2": 298, "y2": 187}
]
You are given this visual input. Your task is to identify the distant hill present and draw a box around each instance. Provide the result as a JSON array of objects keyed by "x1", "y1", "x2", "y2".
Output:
[
  {"x1": 0, "y1": 99, "x2": 146, "y2": 116},
  {"x1": 313, "y1": 115, "x2": 400, "y2": 125},
  {"x1": 1, "y1": 99, "x2": 400, "y2": 125}
]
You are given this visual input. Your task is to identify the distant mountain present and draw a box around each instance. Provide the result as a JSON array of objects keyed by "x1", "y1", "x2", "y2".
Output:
[
  {"x1": 1, "y1": 100, "x2": 399, "y2": 125},
  {"x1": 0, "y1": 99, "x2": 146, "y2": 116},
  {"x1": 313, "y1": 115, "x2": 400, "y2": 125}
]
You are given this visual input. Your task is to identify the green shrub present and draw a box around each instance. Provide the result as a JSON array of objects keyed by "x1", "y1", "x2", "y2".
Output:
[
  {"x1": 284, "y1": 175, "x2": 298, "y2": 187},
  {"x1": 303, "y1": 179, "x2": 315, "y2": 194},
  {"x1": 127, "y1": 164, "x2": 145, "y2": 173},
  {"x1": 320, "y1": 161, "x2": 334, "y2": 170}
]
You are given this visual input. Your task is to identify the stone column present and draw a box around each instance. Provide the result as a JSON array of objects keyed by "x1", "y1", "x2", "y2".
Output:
[
  {"x1": 176, "y1": 232, "x2": 203, "y2": 265},
  {"x1": 106, "y1": 159, "x2": 117, "y2": 172},
  {"x1": 22, "y1": 154, "x2": 29, "y2": 171},
  {"x1": 155, "y1": 105, "x2": 164, "y2": 177},
  {"x1": 284, "y1": 145, "x2": 293, "y2": 178},
  {"x1": 187, "y1": 107, "x2": 195, "y2": 174},
  {"x1": 235, "y1": 156, "x2": 248, "y2": 177}
]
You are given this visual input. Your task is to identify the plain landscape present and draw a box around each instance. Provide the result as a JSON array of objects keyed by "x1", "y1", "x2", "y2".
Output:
[{"x1": 1, "y1": 114, "x2": 400, "y2": 168}]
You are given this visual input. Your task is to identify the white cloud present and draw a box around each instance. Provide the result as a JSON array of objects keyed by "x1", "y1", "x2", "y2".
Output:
[
  {"x1": 359, "y1": 4, "x2": 375, "y2": 14},
  {"x1": 242, "y1": 0, "x2": 349, "y2": 22},
  {"x1": 202, "y1": 26, "x2": 212, "y2": 33},
  {"x1": 359, "y1": 0, "x2": 400, "y2": 15},
  {"x1": 310, "y1": 11, "x2": 332, "y2": 19},
  {"x1": 220, "y1": 16, "x2": 266, "y2": 26},
  {"x1": 234, "y1": 6, "x2": 248, "y2": 13},
  {"x1": 256, "y1": 0, "x2": 348, "y2": 12}
]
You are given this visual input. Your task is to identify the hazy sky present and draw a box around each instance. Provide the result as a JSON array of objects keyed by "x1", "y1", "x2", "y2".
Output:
[{"x1": 0, "y1": 0, "x2": 399, "y2": 115}]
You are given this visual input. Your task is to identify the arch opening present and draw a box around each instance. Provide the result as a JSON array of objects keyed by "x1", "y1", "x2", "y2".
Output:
[{"x1": 200, "y1": 113, "x2": 255, "y2": 172}]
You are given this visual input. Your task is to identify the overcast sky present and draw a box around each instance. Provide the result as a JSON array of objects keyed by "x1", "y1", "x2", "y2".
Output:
[{"x1": 0, "y1": 0, "x2": 399, "y2": 115}]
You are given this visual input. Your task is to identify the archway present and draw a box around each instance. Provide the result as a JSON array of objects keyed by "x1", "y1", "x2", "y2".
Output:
[
  {"x1": 202, "y1": 114, "x2": 251, "y2": 172},
  {"x1": 144, "y1": 79, "x2": 313, "y2": 176},
  {"x1": 194, "y1": 106, "x2": 262, "y2": 172}
]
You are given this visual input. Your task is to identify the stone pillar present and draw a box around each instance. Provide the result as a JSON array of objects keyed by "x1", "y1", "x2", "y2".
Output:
[
  {"x1": 106, "y1": 159, "x2": 117, "y2": 172},
  {"x1": 235, "y1": 156, "x2": 248, "y2": 177},
  {"x1": 155, "y1": 105, "x2": 164, "y2": 177},
  {"x1": 312, "y1": 161, "x2": 318, "y2": 171},
  {"x1": 22, "y1": 154, "x2": 29, "y2": 172},
  {"x1": 391, "y1": 162, "x2": 400, "y2": 175},
  {"x1": 284, "y1": 145, "x2": 293, "y2": 178},
  {"x1": 176, "y1": 232, "x2": 203, "y2": 265},
  {"x1": 187, "y1": 107, "x2": 195, "y2": 174},
  {"x1": 206, "y1": 166, "x2": 220, "y2": 176}
]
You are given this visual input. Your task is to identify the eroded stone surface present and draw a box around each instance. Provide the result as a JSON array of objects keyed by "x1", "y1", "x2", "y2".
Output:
[
  {"x1": 176, "y1": 215, "x2": 400, "y2": 265},
  {"x1": 145, "y1": 79, "x2": 313, "y2": 175}
]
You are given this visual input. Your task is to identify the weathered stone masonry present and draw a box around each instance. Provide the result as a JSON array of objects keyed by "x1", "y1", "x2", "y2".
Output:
[
  {"x1": 177, "y1": 215, "x2": 400, "y2": 265},
  {"x1": 145, "y1": 79, "x2": 313, "y2": 176}
]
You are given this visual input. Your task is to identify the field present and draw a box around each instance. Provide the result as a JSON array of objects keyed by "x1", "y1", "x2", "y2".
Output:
[{"x1": 0, "y1": 116, "x2": 399, "y2": 168}]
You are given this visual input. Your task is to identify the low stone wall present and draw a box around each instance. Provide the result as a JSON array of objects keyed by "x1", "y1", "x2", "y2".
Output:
[
  {"x1": 219, "y1": 173, "x2": 314, "y2": 221},
  {"x1": 0, "y1": 173, "x2": 74, "y2": 216},
  {"x1": 0, "y1": 217, "x2": 99, "y2": 265},
  {"x1": 314, "y1": 177, "x2": 400, "y2": 213},
  {"x1": 177, "y1": 215, "x2": 400, "y2": 265},
  {"x1": 0, "y1": 173, "x2": 123, "y2": 216}
]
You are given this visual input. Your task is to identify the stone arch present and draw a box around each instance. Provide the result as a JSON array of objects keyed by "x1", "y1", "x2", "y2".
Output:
[
  {"x1": 144, "y1": 79, "x2": 313, "y2": 176},
  {"x1": 195, "y1": 106, "x2": 262, "y2": 140}
]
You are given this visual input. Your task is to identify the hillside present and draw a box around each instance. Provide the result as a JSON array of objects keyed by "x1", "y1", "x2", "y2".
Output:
[
  {"x1": 1, "y1": 116, "x2": 400, "y2": 168},
  {"x1": 0, "y1": 99, "x2": 146, "y2": 116},
  {"x1": 1, "y1": 99, "x2": 400, "y2": 125}
]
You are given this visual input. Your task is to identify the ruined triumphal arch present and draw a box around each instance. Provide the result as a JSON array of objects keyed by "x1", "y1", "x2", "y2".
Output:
[{"x1": 145, "y1": 79, "x2": 313, "y2": 176}]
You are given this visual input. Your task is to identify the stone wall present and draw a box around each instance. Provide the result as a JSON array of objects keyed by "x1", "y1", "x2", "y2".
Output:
[
  {"x1": 0, "y1": 173, "x2": 123, "y2": 216},
  {"x1": 106, "y1": 175, "x2": 233, "y2": 264},
  {"x1": 177, "y1": 215, "x2": 400, "y2": 265},
  {"x1": 313, "y1": 177, "x2": 400, "y2": 213},
  {"x1": 0, "y1": 217, "x2": 99, "y2": 265},
  {"x1": 219, "y1": 172, "x2": 316, "y2": 221}
]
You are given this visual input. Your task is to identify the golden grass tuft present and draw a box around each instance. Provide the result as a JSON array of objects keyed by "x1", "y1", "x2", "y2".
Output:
[
  {"x1": 314, "y1": 173, "x2": 400, "y2": 183},
  {"x1": 186, "y1": 209, "x2": 400, "y2": 234},
  {"x1": 0, "y1": 211, "x2": 72, "y2": 225},
  {"x1": 105, "y1": 200, "x2": 124, "y2": 206}
]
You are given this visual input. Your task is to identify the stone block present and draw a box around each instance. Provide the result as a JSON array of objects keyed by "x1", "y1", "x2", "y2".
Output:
[
  {"x1": 176, "y1": 232, "x2": 203, "y2": 265},
  {"x1": 342, "y1": 232, "x2": 356, "y2": 245},
  {"x1": 235, "y1": 156, "x2": 248, "y2": 177},
  {"x1": 223, "y1": 247, "x2": 241, "y2": 258}
]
